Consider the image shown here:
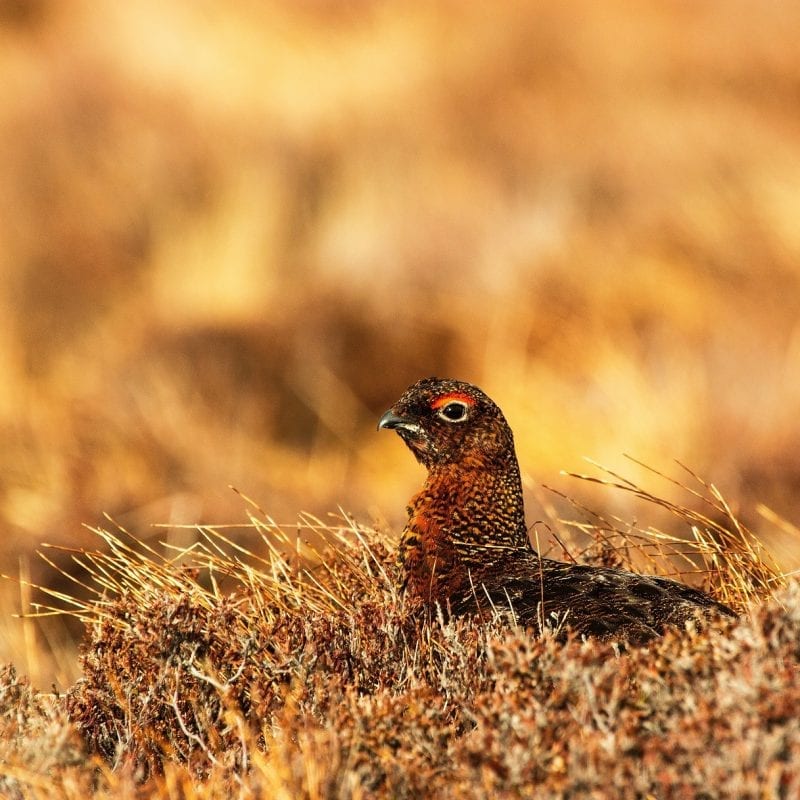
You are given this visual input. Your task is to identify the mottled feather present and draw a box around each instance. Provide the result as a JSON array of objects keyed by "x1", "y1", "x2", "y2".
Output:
[{"x1": 379, "y1": 377, "x2": 734, "y2": 644}]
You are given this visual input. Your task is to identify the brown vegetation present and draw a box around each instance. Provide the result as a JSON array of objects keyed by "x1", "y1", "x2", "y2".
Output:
[
  {"x1": 2, "y1": 1, "x2": 800, "y2": 796},
  {"x1": 2, "y1": 471, "x2": 799, "y2": 798}
]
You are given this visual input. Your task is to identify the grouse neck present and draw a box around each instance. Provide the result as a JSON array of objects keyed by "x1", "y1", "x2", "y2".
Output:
[{"x1": 420, "y1": 451, "x2": 530, "y2": 554}]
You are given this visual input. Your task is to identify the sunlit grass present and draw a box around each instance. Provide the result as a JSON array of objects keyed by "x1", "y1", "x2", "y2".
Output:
[
  {"x1": 2, "y1": 1, "x2": 800, "y2": 793},
  {"x1": 2, "y1": 465, "x2": 798, "y2": 798}
]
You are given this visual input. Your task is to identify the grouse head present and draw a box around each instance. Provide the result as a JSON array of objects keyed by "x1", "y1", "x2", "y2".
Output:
[{"x1": 378, "y1": 377, "x2": 516, "y2": 470}]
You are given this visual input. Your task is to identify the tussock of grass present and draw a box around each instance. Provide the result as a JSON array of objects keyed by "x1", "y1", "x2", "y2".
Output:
[
  {"x1": 550, "y1": 458, "x2": 784, "y2": 611},
  {"x1": 2, "y1": 471, "x2": 799, "y2": 798}
]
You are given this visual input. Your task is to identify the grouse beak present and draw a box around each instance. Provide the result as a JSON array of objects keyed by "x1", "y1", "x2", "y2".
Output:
[{"x1": 377, "y1": 409, "x2": 421, "y2": 435}]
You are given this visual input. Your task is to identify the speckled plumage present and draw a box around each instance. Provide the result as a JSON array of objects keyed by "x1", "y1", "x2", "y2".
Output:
[{"x1": 379, "y1": 377, "x2": 735, "y2": 644}]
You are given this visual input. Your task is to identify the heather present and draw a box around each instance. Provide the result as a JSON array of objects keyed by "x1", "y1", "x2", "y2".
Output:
[{"x1": 3, "y1": 468, "x2": 798, "y2": 798}]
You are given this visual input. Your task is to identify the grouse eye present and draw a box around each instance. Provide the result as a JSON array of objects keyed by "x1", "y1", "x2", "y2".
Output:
[{"x1": 437, "y1": 401, "x2": 469, "y2": 422}]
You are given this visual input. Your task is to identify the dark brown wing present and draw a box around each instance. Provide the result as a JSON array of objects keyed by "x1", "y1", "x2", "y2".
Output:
[{"x1": 449, "y1": 553, "x2": 735, "y2": 645}]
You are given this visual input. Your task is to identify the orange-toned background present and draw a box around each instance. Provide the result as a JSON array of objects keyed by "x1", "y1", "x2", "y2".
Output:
[{"x1": 2, "y1": 0, "x2": 800, "y2": 686}]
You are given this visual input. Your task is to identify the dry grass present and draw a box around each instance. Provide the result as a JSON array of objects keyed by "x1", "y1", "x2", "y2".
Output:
[
  {"x1": 3, "y1": 1, "x2": 800, "y2": 795},
  {"x1": 2, "y1": 468, "x2": 798, "y2": 798},
  {"x1": 554, "y1": 459, "x2": 784, "y2": 611}
]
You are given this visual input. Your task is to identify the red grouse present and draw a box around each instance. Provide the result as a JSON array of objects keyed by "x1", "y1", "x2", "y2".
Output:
[{"x1": 379, "y1": 377, "x2": 734, "y2": 643}]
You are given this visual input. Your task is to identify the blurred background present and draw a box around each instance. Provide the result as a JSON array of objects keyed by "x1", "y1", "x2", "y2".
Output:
[{"x1": 2, "y1": 0, "x2": 800, "y2": 686}]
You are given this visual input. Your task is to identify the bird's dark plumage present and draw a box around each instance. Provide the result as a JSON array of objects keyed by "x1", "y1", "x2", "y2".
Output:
[{"x1": 379, "y1": 377, "x2": 734, "y2": 644}]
